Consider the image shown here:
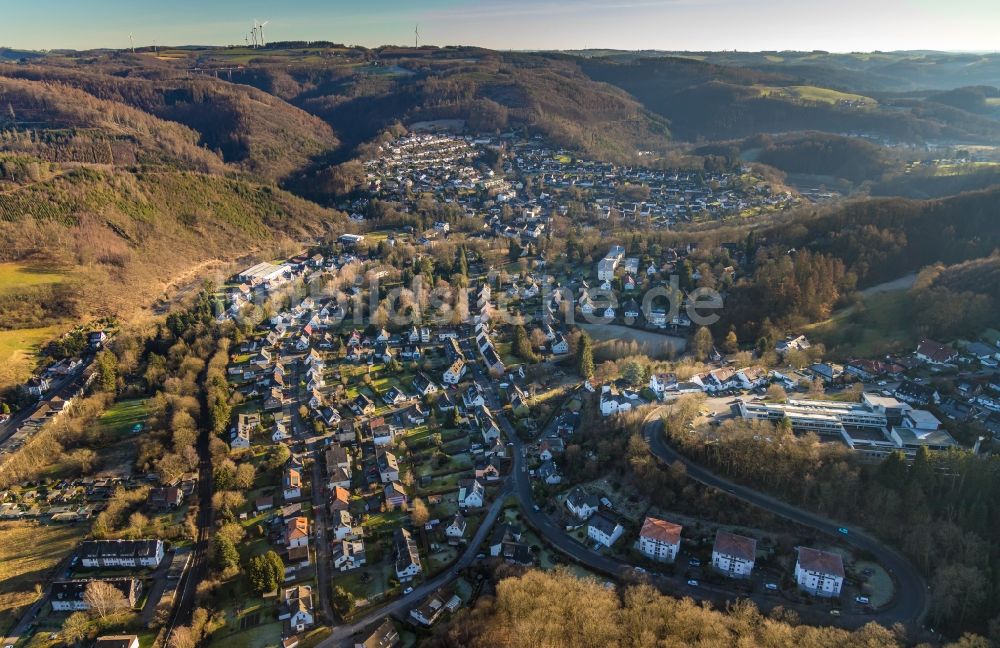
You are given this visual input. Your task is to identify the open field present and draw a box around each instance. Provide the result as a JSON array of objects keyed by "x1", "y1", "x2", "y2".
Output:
[
  {"x1": 0, "y1": 325, "x2": 62, "y2": 391},
  {"x1": 0, "y1": 262, "x2": 68, "y2": 297},
  {"x1": 96, "y1": 398, "x2": 150, "y2": 439},
  {"x1": 754, "y1": 85, "x2": 877, "y2": 106},
  {"x1": 805, "y1": 290, "x2": 915, "y2": 359},
  {"x1": 581, "y1": 323, "x2": 686, "y2": 356},
  {"x1": 0, "y1": 521, "x2": 79, "y2": 635}
]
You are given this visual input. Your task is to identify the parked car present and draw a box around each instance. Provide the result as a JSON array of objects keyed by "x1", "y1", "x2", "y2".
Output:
[
  {"x1": 837, "y1": 527, "x2": 849, "y2": 535},
  {"x1": 856, "y1": 596, "x2": 870, "y2": 605},
  {"x1": 764, "y1": 583, "x2": 779, "y2": 591},
  {"x1": 686, "y1": 579, "x2": 699, "y2": 587},
  {"x1": 403, "y1": 587, "x2": 413, "y2": 595},
  {"x1": 688, "y1": 558, "x2": 701, "y2": 567},
  {"x1": 830, "y1": 609, "x2": 841, "y2": 616}
]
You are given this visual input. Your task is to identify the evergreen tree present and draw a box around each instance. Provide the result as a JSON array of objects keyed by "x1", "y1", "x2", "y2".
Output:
[
  {"x1": 576, "y1": 332, "x2": 594, "y2": 379},
  {"x1": 212, "y1": 534, "x2": 240, "y2": 571},
  {"x1": 95, "y1": 350, "x2": 118, "y2": 392},
  {"x1": 513, "y1": 325, "x2": 537, "y2": 363}
]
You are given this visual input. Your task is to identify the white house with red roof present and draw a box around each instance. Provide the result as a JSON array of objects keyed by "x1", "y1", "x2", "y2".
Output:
[
  {"x1": 794, "y1": 547, "x2": 845, "y2": 597},
  {"x1": 711, "y1": 531, "x2": 756, "y2": 578},
  {"x1": 638, "y1": 516, "x2": 682, "y2": 562}
]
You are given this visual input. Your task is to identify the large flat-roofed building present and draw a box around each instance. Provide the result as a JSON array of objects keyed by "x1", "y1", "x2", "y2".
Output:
[
  {"x1": 79, "y1": 539, "x2": 165, "y2": 569},
  {"x1": 738, "y1": 398, "x2": 886, "y2": 435},
  {"x1": 597, "y1": 245, "x2": 626, "y2": 280},
  {"x1": 737, "y1": 393, "x2": 957, "y2": 460},
  {"x1": 237, "y1": 261, "x2": 286, "y2": 284}
]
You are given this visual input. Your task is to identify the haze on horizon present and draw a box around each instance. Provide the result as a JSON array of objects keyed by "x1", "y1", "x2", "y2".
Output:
[{"x1": 3, "y1": 0, "x2": 998, "y2": 54}]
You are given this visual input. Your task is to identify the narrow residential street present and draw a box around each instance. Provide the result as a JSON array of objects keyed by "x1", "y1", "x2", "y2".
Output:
[
  {"x1": 314, "y1": 481, "x2": 511, "y2": 647},
  {"x1": 312, "y1": 455, "x2": 336, "y2": 624}
]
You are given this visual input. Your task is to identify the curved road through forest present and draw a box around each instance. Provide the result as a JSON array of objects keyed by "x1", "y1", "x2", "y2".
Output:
[{"x1": 641, "y1": 413, "x2": 929, "y2": 630}]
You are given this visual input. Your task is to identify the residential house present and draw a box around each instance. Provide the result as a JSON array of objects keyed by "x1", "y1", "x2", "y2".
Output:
[
  {"x1": 550, "y1": 333, "x2": 569, "y2": 355},
  {"x1": 285, "y1": 517, "x2": 309, "y2": 549},
  {"x1": 565, "y1": 487, "x2": 599, "y2": 520},
  {"x1": 474, "y1": 456, "x2": 504, "y2": 481},
  {"x1": 377, "y1": 450, "x2": 400, "y2": 483},
  {"x1": 147, "y1": 487, "x2": 183, "y2": 511},
  {"x1": 79, "y1": 539, "x2": 164, "y2": 568},
  {"x1": 371, "y1": 420, "x2": 396, "y2": 446},
  {"x1": 51, "y1": 578, "x2": 141, "y2": 612},
  {"x1": 403, "y1": 404, "x2": 427, "y2": 425},
  {"x1": 281, "y1": 585, "x2": 314, "y2": 631},
  {"x1": 331, "y1": 510, "x2": 359, "y2": 541},
  {"x1": 712, "y1": 532, "x2": 756, "y2": 578},
  {"x1": 894, "y1": 380, "x2": 938, "y2": 406},
  {"x1": 272, "y1": 421, "x2": 290, "y2": 442},
  {"x1": 599, "y1": 385, "x2": 634, "y2": 416},
  {"x1": 462, "y1": 384, "x2": 486, "y2": 409},
  {"x1": 489, "y1": 523, "x2": 523, "y2": 557},
  {"x1": 354, "y1": 619, "x2": 399, "y2": 648},
  {"x1": 537, "y1": 460, "x2": 561, "y2": 484},
  {"x1": 384, "y1": 482, "x2": 408, "y2": 509},
  {"x1": 587, "y1": 511, "x2": 624, "y2": 547},
  {"x1": 332, "y1": 539, "x2": 367, "y2": 572},
  {"x1": 648, "y1": 373, "x2": 678, "y2": 397},
  {"x1": 328, "y1": 486, "x2": 350, "y2": 514},
  {"x1": 351, "y1": 393, "x2": 376, "y2": 416},
  {"x1": 776, "y1": 335, "x2": 810, "y2": 355},
  {"x1": 445, "y1": 513, "x2": 467, "y2": 539},
  {"x1": 457, "y1": 478, "x2": 485, "y2": 509},
  {"x1": 638, "y1": 516, "x2": 682, "y2": 562},
  {"x1": 382, "y1": 386, "x2": 407, "y2": 406},
  {"x1": 264, "y1": 387, "x2": 284, "y2": 412},
  {"x1": 916, "y1": 339, "x2": 958, "y2": 365},
  {"x1": 412, "y1": 372, "x2": 440, "y2": 397},
  {"x1": 794, "y1": 547, "x2": 844, "y2": 598},
  {"x1": 283, "y1": 467, "x2": 302, "y2": 500},
  {"x1": 409, "y1": 587, "x2": 461, "y2": 626},
  {"x1": 443, "y1": 359, "x2": 466, "y2": 385},
  {"x1": 393, "y1": 528, "x2": 422, "y2": 582}
]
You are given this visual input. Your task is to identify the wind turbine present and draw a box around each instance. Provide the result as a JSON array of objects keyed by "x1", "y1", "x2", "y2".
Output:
[
  {"x1": 250, "y1": 21, "x2": 258, "y2": 48},
  {"x1": 129, "y1": 32, "x2": 135, "y2": 53},
  {"x1": 414, "y1": 24, "x2": 419, "y2": 48},
  {"x1": 258, "y1": 20, "x2": 268, "y2": 47}
]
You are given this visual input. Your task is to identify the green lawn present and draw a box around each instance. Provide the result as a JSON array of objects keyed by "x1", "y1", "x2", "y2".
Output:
[
  {"x1": 96, "y1": 398, "x2": 150, "y2": 439},
  {"x1": 362, "y1": 510, "x2": 407, "y2": 533},
  {"x1": 0, "y1": 262, "x2": 68, "y2": 296},
  {"x1": 0, "y1": 325, "x2": 62, "y2": 391},
  {"x1": 805, "y1": 290, "x2": 916, "y2": 359}
]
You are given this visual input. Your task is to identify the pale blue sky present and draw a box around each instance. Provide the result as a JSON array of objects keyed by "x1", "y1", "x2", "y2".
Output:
[{"x1": 3, "y1": 0, "x2": 997, "y2": 52}]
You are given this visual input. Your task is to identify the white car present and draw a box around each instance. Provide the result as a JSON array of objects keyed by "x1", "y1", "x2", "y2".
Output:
[{"x1": 403, "y1": 587, "x2": 413, "y2": 595}]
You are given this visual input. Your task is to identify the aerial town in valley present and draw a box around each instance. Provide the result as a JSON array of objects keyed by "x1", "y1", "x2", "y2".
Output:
[
  {"x1": 3, "y1": 19, "x2": 1000, "y2": 648},
  {"x1": 4, "y1": 123, "x2": 999, "y2": 648}
]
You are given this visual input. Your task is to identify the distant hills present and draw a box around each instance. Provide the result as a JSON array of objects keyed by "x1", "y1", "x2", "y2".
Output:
[{"x1": 3, "y1": 44, "x2": 1000, "y2": 321}]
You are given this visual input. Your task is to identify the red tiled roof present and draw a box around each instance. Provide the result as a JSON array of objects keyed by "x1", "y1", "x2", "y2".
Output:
[
  {"x1": 640, "y1": 516, "x2": 682, "y2": 544},
  {"x1": 713, "y1": 531, "x2": 756, "y2": 561},
  {"x1": 796, "y1": 546, "x2": 845, "y2": 577}
]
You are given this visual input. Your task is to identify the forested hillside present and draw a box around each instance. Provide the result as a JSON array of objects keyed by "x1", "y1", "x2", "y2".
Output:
[
  {"x1": 577, "y1": 56, "x2": 1000, "y2": 143},
  {"x1": 0, "y1": 167, "x2": 344, "y2": 322},
  {"x1": 1, "y1": 62, "x2": 339, "y2": 181},
  {"x1": 427, "y1": 569, "x2": 974, "y2": 648}
]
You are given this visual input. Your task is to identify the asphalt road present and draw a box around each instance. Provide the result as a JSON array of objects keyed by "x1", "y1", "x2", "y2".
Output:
[
  {"x1": 641, "y1": 413, "x2": 929, "y2": 630},
  {"x1": 0, "y1": 358, "x2": 90, "y2": 449},
  {"x1": 314, "y1": 481, "x2": 511, "y2": 648}
]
